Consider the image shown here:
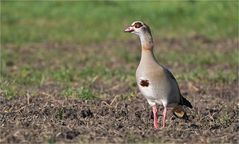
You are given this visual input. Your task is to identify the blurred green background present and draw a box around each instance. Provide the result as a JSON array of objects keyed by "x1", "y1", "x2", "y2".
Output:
[
  {"x1": 1, "y1": 1, "x2": 238, "y2": 44},
  {"x1": 0, "y1": 1, "x2": 238, "y2": 98}
]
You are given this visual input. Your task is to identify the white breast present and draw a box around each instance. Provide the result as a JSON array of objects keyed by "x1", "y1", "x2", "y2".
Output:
[
  {"x1": 137, "y1": 79, "x2": 154, "y2": 98},
  {"x1": 137, "y1": 75, "x2": 176, "y2": 107},
  {"x1": 137, "y1": 76, "x2": 164, "y2": 105}
]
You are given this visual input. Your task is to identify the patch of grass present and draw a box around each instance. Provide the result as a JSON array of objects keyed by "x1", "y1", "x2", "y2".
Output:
[
  {"x1": 216, "y1": 111, "x2": 231, "y2": 126},
  {"x1": 47, "y1": 138, "x2": 56, "y2": 144},
  {"x1": 159, "y1": 47, "x2": 238, "y2": 66},
  {"x1": 1, "y1": 1, "x2": 238, "y2": 44},
  {"x1": 61, "y1": 87, "x2": 95, "y2": 100},
  {"x1": 0, "y1": 80, "x2": 17, "y2": 98},
  {"x1": 51, "y1": 68, "x2": 75, "y2": 82},
  {"x1": 178, "y1": 67, "x2": 237, "y2": 83},
  {"x1": 55, "y1": 107, "x2": 64, "y2": 120}
]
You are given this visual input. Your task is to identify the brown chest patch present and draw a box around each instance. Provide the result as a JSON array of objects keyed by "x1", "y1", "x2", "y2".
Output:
[{"x1": 140, "y1": 80, "x2": 149, "y2": 87}]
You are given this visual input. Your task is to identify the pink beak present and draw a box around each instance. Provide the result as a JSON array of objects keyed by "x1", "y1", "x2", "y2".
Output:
[{"x1": 124, "y1": 26, "x2": 134, "y2": 32}]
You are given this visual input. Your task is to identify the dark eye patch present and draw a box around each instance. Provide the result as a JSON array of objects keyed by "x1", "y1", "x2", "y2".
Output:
[{"x1": 134, "y1": 22, "x2": 143, "y2": 28}]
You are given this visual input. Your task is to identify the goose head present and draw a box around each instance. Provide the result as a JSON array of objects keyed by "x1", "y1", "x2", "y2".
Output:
[{"x1": 124, "y1": 21, "x2": 151, "y2": 36}]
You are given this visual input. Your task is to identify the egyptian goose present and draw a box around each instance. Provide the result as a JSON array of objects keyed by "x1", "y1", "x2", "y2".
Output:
[{"x1": 124, "y1": 21, "x2": 192, "y2": 129}]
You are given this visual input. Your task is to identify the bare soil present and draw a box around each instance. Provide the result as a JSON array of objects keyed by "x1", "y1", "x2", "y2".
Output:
[{"x1": 0, "y1": 82, "x2": 238, "y2": 143}]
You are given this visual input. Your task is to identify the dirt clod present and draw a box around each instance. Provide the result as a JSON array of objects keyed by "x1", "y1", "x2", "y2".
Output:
[
  {"x1": 81, "y1": 109, "x2": 93, "y2": 118},
  {"x1": 58, "y1": 130, "x2": 80, "y2": 140}
]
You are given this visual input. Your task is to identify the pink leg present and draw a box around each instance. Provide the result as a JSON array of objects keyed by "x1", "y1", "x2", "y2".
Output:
[
  {"x1": 162, "y1": 107, "x2": 167, "y2": 128},
  {"x1": 152, "y1": 105, "x2": 159, "y2": 129}
]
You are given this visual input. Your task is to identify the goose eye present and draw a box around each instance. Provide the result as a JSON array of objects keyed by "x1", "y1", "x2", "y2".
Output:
[{"x1": 134, "y1": 22, "x2": 143, "y2": 28}]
